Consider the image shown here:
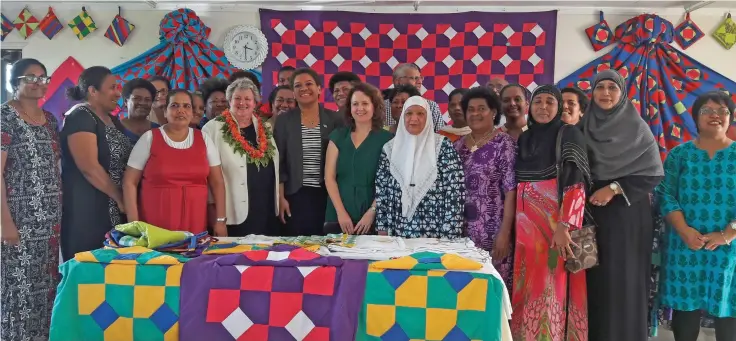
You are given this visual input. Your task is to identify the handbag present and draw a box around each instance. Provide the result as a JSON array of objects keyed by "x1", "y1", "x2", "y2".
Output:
[{"x1": 555, "y1": 125, "x2": 599, "y2": 273}]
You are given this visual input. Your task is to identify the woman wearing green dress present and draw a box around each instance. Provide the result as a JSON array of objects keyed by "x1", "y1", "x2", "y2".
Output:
[
  {"x1": 324, "y1": 82, "x2": 393, "y2": 234},
  {"x1": 656, "y1": 91, "x2": 736, "y2": 341}
]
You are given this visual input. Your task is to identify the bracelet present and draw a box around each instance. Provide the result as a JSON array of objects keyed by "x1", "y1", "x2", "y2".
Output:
[
  {"x1": 721, "y1": 230, "x2": 731, "y2": 245},
  {"x1": 216, "y1": 217, "x2": 227, "y2": 223}
]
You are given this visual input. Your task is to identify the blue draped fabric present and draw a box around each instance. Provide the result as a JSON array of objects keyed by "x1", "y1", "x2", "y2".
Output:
[
  {"x1": 558, "y1": 14, "x2": 736, "y2": 161},
  {"x1": 110, "y1": 8, "x2": 260, "y2": 93}
]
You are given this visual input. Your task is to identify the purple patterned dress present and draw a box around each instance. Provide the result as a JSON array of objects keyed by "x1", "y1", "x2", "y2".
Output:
[{"x1": 454, "y1": 132, "x2": 517, "y2": 288}]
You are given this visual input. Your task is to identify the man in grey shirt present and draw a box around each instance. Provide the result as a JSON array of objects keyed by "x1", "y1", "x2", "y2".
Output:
[{"x1": 383, "y1": 63, "x2": 444, "y2": 132}]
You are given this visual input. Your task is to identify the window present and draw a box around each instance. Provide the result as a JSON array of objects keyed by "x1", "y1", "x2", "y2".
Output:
[{"x1": 1, "y1": 49, "x2": 22, "y2": 103}]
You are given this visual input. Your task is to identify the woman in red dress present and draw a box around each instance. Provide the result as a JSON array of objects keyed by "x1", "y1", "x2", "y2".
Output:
[
  {"x1": 122, "y1": 89, "x2": 227, "y2": 235},
  {"x1": 511, "y1": 85, "x2": 591, "y2": 341}
]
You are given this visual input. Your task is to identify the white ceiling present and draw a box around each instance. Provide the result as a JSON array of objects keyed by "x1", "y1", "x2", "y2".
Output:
[{"x1": 1, "y1": 0, "x2": 734, "y2": 13}]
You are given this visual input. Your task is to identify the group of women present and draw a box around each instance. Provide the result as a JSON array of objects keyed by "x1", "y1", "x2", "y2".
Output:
[{"x1": 1, "y1": 56, "x2": 735, "y2": 341}]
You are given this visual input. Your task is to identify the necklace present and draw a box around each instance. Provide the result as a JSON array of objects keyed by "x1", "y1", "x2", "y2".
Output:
[
  {"x1": 302, "y1": 113, "x2": 319, "y2": 127},
  {"x1": 13, "y1": 102, "x2": 45, "y2": 126},
  {"x1": 468, "y1": 130, "x2": 495, "y2": 152}
]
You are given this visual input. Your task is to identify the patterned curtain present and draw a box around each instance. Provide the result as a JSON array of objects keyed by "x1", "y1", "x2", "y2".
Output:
[
  {"x1": 110, "y1": 9, "x2": 257, "y2": 92},
  {"x1": 557, "y1": 14, "x2": 736, "y2": 161}
]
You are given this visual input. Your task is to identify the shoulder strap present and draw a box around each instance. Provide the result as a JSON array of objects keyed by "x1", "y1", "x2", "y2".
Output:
[{"x1": 555, "y1": 124, "x2": 568, "y2": 201}]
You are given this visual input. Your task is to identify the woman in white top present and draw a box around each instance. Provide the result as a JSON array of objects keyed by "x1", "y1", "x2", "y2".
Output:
[
  {"x1": 122, "y1": 89, "x2": 227, "y2": 236},
  {"x1": 202, "y1": 78, "x2": 280, "y2": 236}
]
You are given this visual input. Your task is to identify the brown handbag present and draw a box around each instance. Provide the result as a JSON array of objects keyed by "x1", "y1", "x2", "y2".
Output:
[{"x1": 555, "y1": 125, "x2": 599, "y2": 273}]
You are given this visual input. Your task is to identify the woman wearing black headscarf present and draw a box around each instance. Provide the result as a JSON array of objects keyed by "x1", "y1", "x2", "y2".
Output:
[
  {"x1": 511, "y1": 85, "x2": 591, "y2": 341},
  {"x1": 583, "y1": 69, "x2": 664, "y2": 341}
]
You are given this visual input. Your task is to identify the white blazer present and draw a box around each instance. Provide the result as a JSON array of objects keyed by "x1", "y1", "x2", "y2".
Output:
[{"x1": 202, "y1": 116, "x2": 280, "y2": 225}]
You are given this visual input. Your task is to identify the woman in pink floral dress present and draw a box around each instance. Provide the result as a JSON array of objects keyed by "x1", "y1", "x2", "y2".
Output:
[
  {"x1": 454, "y1": 87, "x2": 517, "y2": 289},
  {"x1": 511, "y1": 85, "x2": 591, "y2": 341}
]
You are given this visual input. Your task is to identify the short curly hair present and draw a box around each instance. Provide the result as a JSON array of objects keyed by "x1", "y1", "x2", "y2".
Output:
[
  {"x1": 387, "y1": 84, "x2": 421, "y2": 103},
  {"x1": 226, "y1": 78, "x2": 261, "y2": 103},
  {"x1": 122, "y1": 78, "x2": 157, "y2": 101},
  {"x1": 289, "y1": 68, "x2": 322, "y2": 89},
  {"x1": 691, "y1": 90, "x2": 736, "y2": 132},
  {"x1": 461, "y1": 86, "x2": 502, "y2": 126},
  {"x1": 561, "y1": 87, "x2": 590, "y2": 113},
  {"x1": 344, "y1": 82, "x2": 385, "y2": 131},
  {"x1": 199, "y1": 77, "x2": 230, "y2": 104},
  {"x1": 329, "y1": 72, "x2": 361, "y2": 93}
]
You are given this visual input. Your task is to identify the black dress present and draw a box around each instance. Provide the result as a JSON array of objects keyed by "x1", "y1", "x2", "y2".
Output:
[
  {"x1": 226, "y1": 125, "x2": 278, "y2": 236},
  {"x1": 586, "y1": 175, "x2": 662, "y2": 341},
  {"x1": 60, "y1": 106, "x2": 132, "y2": 261}
]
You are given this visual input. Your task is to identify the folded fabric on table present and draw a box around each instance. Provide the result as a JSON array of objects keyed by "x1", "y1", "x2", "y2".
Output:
[
  {"x1": 50, "y1": 247, "x2": 185, "y2": 341},
  {"x1": 113, "y1": 221, "x2": 193, "y2": 248},
  {"x1": 273, "y1": 233, "x2": 358, "y2": 248},
  {"x1": 370, "y1": 251, "x2": 483, "y2": 271},
  {"x1": 105, "y1": 222, "x2": 213, "y2": 256},
  {"x1": 356, "y1": 252, "x2": 506, "y2": 341},
  {"x1": 179, "y1": 244, "x2": 369, "y2": 341}
]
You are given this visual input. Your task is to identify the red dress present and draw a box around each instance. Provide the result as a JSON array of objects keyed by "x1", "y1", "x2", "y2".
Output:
[{"x1": 139, "y1": 128, "x2": 210, "y2": 233}]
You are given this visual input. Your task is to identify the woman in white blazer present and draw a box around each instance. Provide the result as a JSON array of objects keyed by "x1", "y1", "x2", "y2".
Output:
[{"x1": 202, "y1": 78, "x2": 280, "y2": 236}]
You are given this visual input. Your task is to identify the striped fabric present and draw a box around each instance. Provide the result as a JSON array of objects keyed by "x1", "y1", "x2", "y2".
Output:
[
  {"x1": 301, "y1": 124, "x2": 322, "y2": 187},
  {"x1": 38, "y1": 7, "x2": 63, "y2": 39},
  {"x1": 104, "y1": 14, "x2": 135, "y2": 47}
]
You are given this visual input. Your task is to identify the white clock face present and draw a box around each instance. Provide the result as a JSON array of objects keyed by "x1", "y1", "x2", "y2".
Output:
[
  {"x1": 224, "y1": 25, "x2": 268, "y2": 70},
  {"x1": 229, "y1": 32, "x2": 260, "y2": 63}
]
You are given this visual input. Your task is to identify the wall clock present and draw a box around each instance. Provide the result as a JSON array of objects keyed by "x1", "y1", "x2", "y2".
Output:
[{"x1": 223, "y1": 25, "x2": 268, "y2": 70}]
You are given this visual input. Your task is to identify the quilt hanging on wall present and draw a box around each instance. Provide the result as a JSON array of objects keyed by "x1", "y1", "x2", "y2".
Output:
[
  {"x1": 110, "y1": 9, "x2": 251, "y2": 96},
  {"x1": 557, "y1": 14, "x2": 736, "y2": 160},
  {"x1": 39, "y1": 56, "x2": 84, "y2": 128},
  {"x1": 260, "y1": 9, "x2": 557, "y2": 115}
]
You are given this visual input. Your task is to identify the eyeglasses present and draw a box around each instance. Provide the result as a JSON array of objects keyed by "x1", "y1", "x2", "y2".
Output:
[
  {"x1": 699, "y1": 107, "x2": 731, "y2": 117},
  {"x1": 18, "y1": 75, "x2": 51, "y2": 85},
  {"x1": 399, "y1": 76, "x2": 423, "y2": 82}
]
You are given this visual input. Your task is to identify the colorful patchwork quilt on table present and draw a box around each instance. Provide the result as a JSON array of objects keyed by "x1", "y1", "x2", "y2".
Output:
[
  {"x1": 50, "y1": 247, "x2": 186, "y2": 341},
  {"x1": 179, "y1": 244, "x2": 369, "y2": 341},
  {"x1": 356, "y1": 252, "x2": 505, "y2": 341}
]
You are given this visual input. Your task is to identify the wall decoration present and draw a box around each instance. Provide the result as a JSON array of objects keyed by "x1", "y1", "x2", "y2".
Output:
[
  {"x1": 673, "y1": 12, "x2": 704, "y2": 50},
  {"x1": 68, "y1": 7, "x2": 97, "y2": 40},
  {"x1": 713, "y1": 13, "x2": 736, "y2": 50},
  {"x1": 558, "y1": 14, "x2": 736, "y2": 161},
  {"x1": 1, "y1": 13, "x2": 13, "y2": 41},
  {"x1": 111, "y1": 8, "x2": 245, "y2": 98},
  {"x1": 260, "y1": 9, "x2": 557, "y2": 114},
  {"x1": 105, "y1": 7, "x2": 135, "y2": 47},
  {"x1": 39, "y1": 7, "x2": 64, "y2": 40},
  {"x1": 39, "y1": 57, "x2": 85, "y2": 128},
  {"x1": 224, "y1": 25, "x2": 269, "y2": 70},
  {"x1": 13, "y1": 7, "x2": 39, "y2": 40},
  {"x1": 585, "y1": 11, "x2": 615, "y2": 51}
]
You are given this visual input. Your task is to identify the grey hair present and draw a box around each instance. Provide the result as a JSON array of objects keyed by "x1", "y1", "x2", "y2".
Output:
[
  {"x1": 392, "y1": 63, "x2": 420, "y2": 80},
  {"x1": 226, "y1": 77, "x2": 261, "y2": 103}
]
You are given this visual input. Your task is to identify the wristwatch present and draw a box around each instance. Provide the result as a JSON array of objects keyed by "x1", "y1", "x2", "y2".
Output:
[
  {"x1": 609, "y1": 182, "x2": 620, "y2": 194},
  {"x1": 216, "y1": 217, "x2": 227, "y2": 223}
]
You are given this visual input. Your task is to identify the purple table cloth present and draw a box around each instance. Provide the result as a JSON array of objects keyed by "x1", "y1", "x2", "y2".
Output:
[{"x1": 179, "y1": 245, "x2": 368, "y2": 341}]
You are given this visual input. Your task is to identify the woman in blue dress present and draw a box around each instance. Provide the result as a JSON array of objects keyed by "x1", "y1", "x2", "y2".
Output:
[{"x1": 656, "y1": 90, "x2": 736, "y2": 341}]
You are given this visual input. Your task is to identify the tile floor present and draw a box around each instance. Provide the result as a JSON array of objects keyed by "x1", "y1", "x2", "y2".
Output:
[{"x1": 651, "y1": 327, "x2": 715, "y2": 341}]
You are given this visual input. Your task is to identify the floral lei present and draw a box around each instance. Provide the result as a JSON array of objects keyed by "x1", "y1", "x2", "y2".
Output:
[{"x1": 217, "y1": 109, "x2": 275, "y2": 169}]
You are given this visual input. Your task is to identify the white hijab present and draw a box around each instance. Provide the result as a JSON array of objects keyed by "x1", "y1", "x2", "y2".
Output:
[{"x1": 383, "y1": 96, "x2": 444, "y2": 220}]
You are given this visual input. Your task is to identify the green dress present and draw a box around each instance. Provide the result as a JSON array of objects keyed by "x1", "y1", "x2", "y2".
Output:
[{"x1": 325, "y1": 127, "x2": 393, "y2": 223}]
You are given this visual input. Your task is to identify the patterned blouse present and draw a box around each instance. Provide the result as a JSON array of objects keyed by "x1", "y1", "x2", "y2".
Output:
[{"x1": 375, "y1": 137, "x2": 465, "y2": 238}]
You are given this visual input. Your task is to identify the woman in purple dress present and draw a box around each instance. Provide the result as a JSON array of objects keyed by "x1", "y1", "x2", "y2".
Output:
[{"x1": 454, "y1": 87, "x2": 517, "y2": 288}]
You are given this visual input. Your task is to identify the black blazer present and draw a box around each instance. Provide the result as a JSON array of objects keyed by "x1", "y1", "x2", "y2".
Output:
[{"x1": 273, "y1": 105, "x2": 344, "y2": 196}]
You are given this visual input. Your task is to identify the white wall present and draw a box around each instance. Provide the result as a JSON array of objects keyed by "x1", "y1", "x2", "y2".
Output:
[{"x1": 1, "y1": 5, "x2": 734, "y2": 82}]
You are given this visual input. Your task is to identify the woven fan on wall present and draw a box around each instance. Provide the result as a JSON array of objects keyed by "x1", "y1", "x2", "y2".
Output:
[
  {"x1": 13, "y1": 7, "x2": 39, "y2": 39},
  {"x1": 1, "y1": 13, "x2": 13, "y2": 41},
  {"x1": 39, "y1": 7, "x2": 64, "y2": 39},
  {"x1": 105, "y1": 7, "x2": 135, "y2": 47},
  {"x1": 68, "y1": 7, "x2": 97, "y2": 40}
]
